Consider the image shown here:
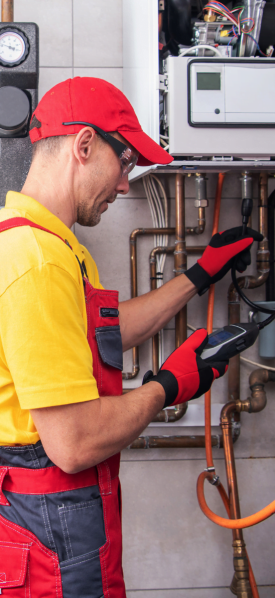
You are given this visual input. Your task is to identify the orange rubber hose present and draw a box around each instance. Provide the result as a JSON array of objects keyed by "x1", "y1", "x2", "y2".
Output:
[
  {"x1": 200, "y1": 173, "x2": 260, "y2": 598},
  {"x1": 198, "y1": 174, "x2": 275, "y2": 533},
  {"x1": 205, "y1": 173, "x2": 225, "y2": 468},
  {"x1": 197, "y1": 470, "x2": 275, "y2": 529}
]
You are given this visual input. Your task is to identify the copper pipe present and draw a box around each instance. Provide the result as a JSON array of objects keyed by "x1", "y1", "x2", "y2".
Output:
[
  {"x1": 175, "y1": 174, "x2": 187, "y2": 348},
  {"x1": 123, "y1": 227, "x2": 175, "y2": 380},
  {"x1": 220, "y1": 403, "x2": 252, "y2": 597},
  {"x1": 150, "y1": 244, "x2": 206, "y2": 374},
  {"x1": 150, "y1": 246, "x2": 174, "y2": 375},
  {"x1": 224, "y1": 173, "x2": 270, "y2": 597},
  {"x1": 221, "y1": 403, "x2": 243, "y2": 525},
  {"x1": 228, "y1": 298, "x2": 242, "y2": 403},
  {"x1": 227, "y1": 172, "x2": 270, "y2": 402},
  {"x1": 158, "y1": 12, "x2": 163, "y2": 33},
  {"x1": 125, "y1": 211, "x2": 206, "y2": 380},
  {"x1": 128, "y1": 426, "x2": 242, "y2": 447},
  {"x1": 1, "y1": 0, "x2": 13, "y2": 21},
  {"x1": 186, "y1": 207, "x2": 206, "y2": 235},
  {"x1": 149, "y1": 244, "x2": 206, "y2": 423},
  {"x1": 258, "y1": 172, "x2": 269, "y2": 276},
  {"x1": 128, "y1": 434, "x2": 221, "y2": 449}
]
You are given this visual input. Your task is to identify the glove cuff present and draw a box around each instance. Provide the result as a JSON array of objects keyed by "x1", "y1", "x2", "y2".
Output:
[
  {"x1": 185, "y1": 263, "x2": 211, "y2": 296},
  {"x1": 142, "y1": 369, "x2": 178, "y2": 408}
]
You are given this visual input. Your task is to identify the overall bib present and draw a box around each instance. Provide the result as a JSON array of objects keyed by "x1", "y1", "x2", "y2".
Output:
[{"x1": 0, "y1": 218, "x2": 126, "y2": 598}]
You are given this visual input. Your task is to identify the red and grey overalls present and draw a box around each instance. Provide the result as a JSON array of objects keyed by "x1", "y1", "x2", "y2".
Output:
[{"x1": 0, "y1": 219, "x2": 126, "y2": 598}]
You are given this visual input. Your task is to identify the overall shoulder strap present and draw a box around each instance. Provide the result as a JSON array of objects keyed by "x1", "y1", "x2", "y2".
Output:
[
  {"x1": 0, "y1": 217, "x2": 88, "y2": 286},
  {"x1": 0, "y1": 217, "x2": 66, "y2": 244}
]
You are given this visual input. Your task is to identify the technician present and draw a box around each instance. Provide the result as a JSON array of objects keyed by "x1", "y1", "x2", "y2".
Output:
[{"x1": 0, "y1": 77, "x2": 261, "y2": 598}]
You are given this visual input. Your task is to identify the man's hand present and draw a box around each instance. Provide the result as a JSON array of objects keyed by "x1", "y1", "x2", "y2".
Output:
[
  {"x1": 185, "y1": 226, "x2": 263, "y2": 295},
  {"x1": 143, "y1": 329, "x2": 228, "y2": 408}
]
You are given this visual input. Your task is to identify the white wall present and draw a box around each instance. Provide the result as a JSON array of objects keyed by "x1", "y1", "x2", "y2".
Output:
[{"x1": 13, "y1": 1, "x2": 275, "y2": 595}]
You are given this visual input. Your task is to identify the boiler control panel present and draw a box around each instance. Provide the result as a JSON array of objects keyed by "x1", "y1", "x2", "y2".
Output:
[{"x1": 189, "y1": 59, "x2": 275, "y2": 126}]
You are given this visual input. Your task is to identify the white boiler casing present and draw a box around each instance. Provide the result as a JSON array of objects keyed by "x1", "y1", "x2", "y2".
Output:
[{"x1": 167, "y1": 56, "x2": 275, "y2": 159}]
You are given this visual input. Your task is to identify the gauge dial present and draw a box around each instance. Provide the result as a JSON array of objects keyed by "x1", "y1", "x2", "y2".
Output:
[{"x1": 0, "y1": 28, "x2": 29, "y2": 67}]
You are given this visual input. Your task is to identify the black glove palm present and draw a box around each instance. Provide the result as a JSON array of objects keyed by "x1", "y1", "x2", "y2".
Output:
[
  {"x1": 143, "y1": 329, "x2": 228, "y2": 408},
  {"x1": 185, "y1": 226, "x2": 263, "y2": 295}
]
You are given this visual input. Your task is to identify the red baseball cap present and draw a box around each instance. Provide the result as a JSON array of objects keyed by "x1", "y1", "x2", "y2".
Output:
[{"x1": 29, "y1": 77, "x2": 173, "y2": 167}]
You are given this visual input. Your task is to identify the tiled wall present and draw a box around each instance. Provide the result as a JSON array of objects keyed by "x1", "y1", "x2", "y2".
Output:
[{"x1": 13, "y1": 1, "x2": 275, "y2": 595}]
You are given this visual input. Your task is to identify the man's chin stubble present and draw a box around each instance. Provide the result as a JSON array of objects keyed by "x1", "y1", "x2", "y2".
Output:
[
  {"x1": 77, "y1": 195, "x2": 116, "y2": 227},
  {"x1": 77, "y1": 206, "x2": 102, "y2": 227}
]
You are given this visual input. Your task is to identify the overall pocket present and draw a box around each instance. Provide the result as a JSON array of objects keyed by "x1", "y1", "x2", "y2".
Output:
[
  {"x1": 60, "y1": 550, "x2": 104, "y2": 598},
  {"x1": 57, "y1": 495, "x2": 107, "y2": 597},
  {"x1": 58, "y1": 496, "x2": 106, "y2": 560},
  {"x1": 0, "y1": 515, "x2": 63, "y2": 598},
  {"x1": 0, "y1": 541, "x2": 30, "y2": 595},
  {"x1": 95, "y1": 325, "x2": 123, "y2": 370}
]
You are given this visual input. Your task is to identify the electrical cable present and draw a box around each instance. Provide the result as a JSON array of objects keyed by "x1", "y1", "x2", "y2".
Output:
[
  {"x1": 246, "y1": 32, "x2": 274, "y2": 56},
  {"x1": 202, "y1": 0, "x2": 272, "y2": 59},
  {"x1": 179, "y1": 44, "x2": 223, "y2": 57},
  {"x1": 143, "y1": 174, "x2": 169, "y2": 366},
  {"x1": 240, "y1": 356, "x2": 275, "y2": 371}
]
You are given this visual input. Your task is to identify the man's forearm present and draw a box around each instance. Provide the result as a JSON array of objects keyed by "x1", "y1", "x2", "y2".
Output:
[
  {"x1": 30, "y1": 382, "x2": 165, "y2": 474},
  {"x1": 119, "y1": 273, "x2": 197, "y2": 351}
]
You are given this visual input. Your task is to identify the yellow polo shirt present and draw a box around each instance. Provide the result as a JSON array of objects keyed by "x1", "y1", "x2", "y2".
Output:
[{"x1": 0, "y1": 191, "x2": 103, "y2": 446}]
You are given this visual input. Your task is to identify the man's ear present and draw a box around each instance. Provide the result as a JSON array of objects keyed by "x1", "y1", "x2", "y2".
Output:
[{"x1": 73, "y1": 127, "x2": 97, "y2": 165}]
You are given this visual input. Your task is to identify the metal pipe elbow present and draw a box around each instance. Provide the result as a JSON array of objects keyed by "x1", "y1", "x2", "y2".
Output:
[
  {"x1": 246, "y1": 368, "x2": 275, "y2": 413},
  {"x1": 220, "y1": 401, "x2": 236, "y2": 426},
  {"x1": 152, "y1": 402, "x2": 188, "y2": 422},
  {"x1": 122, "y1": 363, "x2": 140, "y2": 380},
  {"x1": 185, "y1": 207, "x2": 206, "y2": 235},
  {"x1": 228, "y1": 271, "x2": 270, "y2": 303}
]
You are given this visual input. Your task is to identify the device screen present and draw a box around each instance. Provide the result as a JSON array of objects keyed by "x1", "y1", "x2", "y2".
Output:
[
  {"x1": 208, "y1": 329, "x2": 235, "y2": 346},
  {"x1": 197, "y1": 72, "x2": 221, "y2": 90}
]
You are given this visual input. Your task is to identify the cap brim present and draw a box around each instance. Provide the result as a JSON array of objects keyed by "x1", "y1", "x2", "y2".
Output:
[{"x1": 118, "y1": 129, "x2": 173, "y2": 166}]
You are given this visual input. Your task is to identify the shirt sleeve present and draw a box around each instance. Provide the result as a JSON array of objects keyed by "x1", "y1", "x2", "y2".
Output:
[{"x1": 0, "y1": 263, "x2": 100, "y2": 409}]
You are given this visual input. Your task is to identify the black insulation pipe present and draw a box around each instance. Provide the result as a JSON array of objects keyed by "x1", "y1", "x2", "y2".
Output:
[{"x1": 266, "y1": 189, "x2": 275, "y2": 301}]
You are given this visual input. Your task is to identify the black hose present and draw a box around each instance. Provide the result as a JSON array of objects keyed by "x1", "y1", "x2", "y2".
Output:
[
  {"x1": 231, "y1": 265, "x2": 275, "y2": 329},
  {"x1": 258, "y1": 312, "x2": 275, "y2": 330},
  {"x1": 231, "y1": 194, "x2": 275, "y2": 330}
]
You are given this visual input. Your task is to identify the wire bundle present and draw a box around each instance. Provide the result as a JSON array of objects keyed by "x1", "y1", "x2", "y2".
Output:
[
  {"x1": 203, "y1": 1, "x2": 254, "y2": 33},
  {"x1": 143, "y1": 174, "x2": 169, "y2": 285},
  {"x1": 203, "y1": 1, "x2": 273, "y2": 56},
  {"x1": 143, "y1": 175, "x2": 169, "y2": 365}
]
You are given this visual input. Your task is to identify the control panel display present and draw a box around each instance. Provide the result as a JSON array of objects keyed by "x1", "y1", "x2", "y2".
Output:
[{"x1": 197, "y1": 72, "x2": 221, "y2": 91}]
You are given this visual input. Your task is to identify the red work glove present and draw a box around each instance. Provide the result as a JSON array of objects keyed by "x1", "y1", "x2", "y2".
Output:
[
  {"x1": 143, "y1": 329, "x2": 228, "y2": 408},
  {"x1": 185, "y1": 227, "x2": 263, "y2": 295}
]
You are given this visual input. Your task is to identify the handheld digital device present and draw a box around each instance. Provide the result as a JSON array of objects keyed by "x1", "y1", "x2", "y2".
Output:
[{"x1": 201, "y1": 323, "x2": 259, "y2": 362}]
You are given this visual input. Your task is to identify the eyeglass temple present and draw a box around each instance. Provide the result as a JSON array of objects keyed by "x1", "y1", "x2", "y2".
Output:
[{"x1": 62, "y1": 121, "x2": 128, "y2": 157}]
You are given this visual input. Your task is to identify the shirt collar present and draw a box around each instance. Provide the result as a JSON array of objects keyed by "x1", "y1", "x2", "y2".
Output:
[{"x1": 5, "y1": 191, "x2": 83, "y2": 257}]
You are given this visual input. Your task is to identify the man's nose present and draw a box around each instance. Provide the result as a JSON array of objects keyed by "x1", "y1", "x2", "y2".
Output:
[{"x1": 116, "y1": 174, "x2": 130, "y2": 195}]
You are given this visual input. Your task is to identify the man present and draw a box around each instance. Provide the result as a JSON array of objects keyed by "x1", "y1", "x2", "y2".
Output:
[{"x1": 0, "y1": 78, "x2": 261, "y2": 598}]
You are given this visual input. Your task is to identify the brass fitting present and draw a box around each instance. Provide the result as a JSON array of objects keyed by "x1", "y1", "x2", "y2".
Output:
[
  {"x1": 204, "y1": 9, "x2": 216, "y2": 21},
  {"x1": 235, "y1": 369, "x2": 275, "y2": 414},
  {"x1": 230, "y1": 540, "x2": 252, "y2": 598}
]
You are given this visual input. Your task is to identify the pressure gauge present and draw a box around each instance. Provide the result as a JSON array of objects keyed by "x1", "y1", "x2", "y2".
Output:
[{"x1": 0, "y1": 27, "x2": 29, "y2": 67}]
